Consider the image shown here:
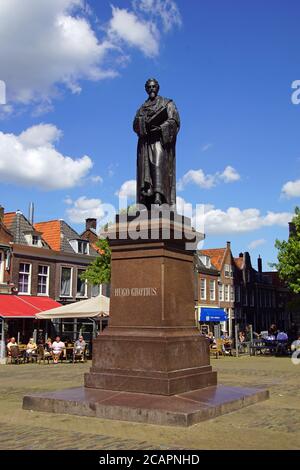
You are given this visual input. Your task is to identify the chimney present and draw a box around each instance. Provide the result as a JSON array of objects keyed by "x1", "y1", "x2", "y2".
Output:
[
  {"x1": 289, "y1": 222, "x2": 296, "y2": 238},
  {"x1": 239, "y1": 252, "x2": 243, "y2": 258},
  {"x1": 0, "y1": 205, "x2": 4, "y2": 221},
  {"x1": 28, "y1": 202, "x2": 34, "y2": 225},
  {"x1": 86, "y1": 218, "x2": 97, "y2": 231},
  {"x1": 226, "y1": 241, "x2": 231, "y2": 249},
  {"x1": 258, "y1": 255, "x2": 262, "y2": 273}
]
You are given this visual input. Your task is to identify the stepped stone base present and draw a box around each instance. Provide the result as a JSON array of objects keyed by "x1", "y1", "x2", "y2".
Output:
[{"x1": 23, "y1": 385, "x2": 269, "y2": 427}]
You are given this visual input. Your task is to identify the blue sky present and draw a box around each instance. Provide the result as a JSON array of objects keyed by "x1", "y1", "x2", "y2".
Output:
[{"x1": 1, "y1": 0, "x2": 300, "y2": 269}]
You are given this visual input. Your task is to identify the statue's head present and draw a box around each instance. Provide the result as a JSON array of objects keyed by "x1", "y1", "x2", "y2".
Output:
[{"x1": 145, "y1": 78, "x2": 160, "y2": 100}]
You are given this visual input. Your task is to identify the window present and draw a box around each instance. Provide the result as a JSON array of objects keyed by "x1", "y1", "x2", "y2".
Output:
[
  {"x1": 225, "y1": 264, "x2": 230, "y2": 277},
  {"x1": 69, "y1": 240, "x2": 89, "y2": 254},
  {"x1": 224, "y1": 284, "x2": 229, "y2": 302},
  {"x1": 209, "y1": 280, "x2": 215, "y2": 301},
  {"x1": 219, "y1": 283, "x2": 224, "y2": 302},
  {"x1": 60, "y1": 267, "x2": 72, "y2": 297},
  {"x1": 32, "y1": 235, "x2": 40, "y2": 246},
  {"x1": 230, "y1": 286, "x2": 235, "y2": 302},
  {"x1": 38, "y1": 265, "x2": 49, "y2": 295},
  {"x1": 225, "y1": 264, "x2": 233, "y2": 278},
  {"x1": 77, "y1": 269, "x2": 87, "y2": 297},
  {"x1": 266, "y1": 291, "x2": 271, "y2": 307},
  {"x1": 272, "y1": 291, "x2": 276, "y2": 308},
  {"x1": 200, "y1": 255, "x2": 211, "y2": 268},
  {"x1": 250, "y1": 290, "x2": 255, "y2": 307},
  {"x1": 18, "y1": 263, "x2": 31, "y2": 294},
  {"x1": 235, "y1": 285, "x2": 240, "y2": 303},
  {"x1": 200, "y1": 279, "x2": 206, "y2": 300},
  {"x1": 78, "y1": 240, "x2": 89, "y2": 255},
  {"x1": 91, "y1": 284, "x2": 100, "y2": 297},
  {"x1": 242, "y1": 288, "x2": 248, "y2": 306},
  {"x1": 0, "y1": 251, "x2": 4, "y2": 283}
]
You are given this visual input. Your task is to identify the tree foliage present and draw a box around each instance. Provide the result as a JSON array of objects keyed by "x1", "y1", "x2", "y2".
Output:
[
  {"x1": 272, "y1": 206, "x2": 300, "y2": 293},
  {"x1": 80, "y1": 238, "x2": 111, "y2": 285}
]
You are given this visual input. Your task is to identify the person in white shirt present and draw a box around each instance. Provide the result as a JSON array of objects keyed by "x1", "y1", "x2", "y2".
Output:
[
  {"x1": 7, "y1": 337, "x2": 17, "y2": 352},
  {"x1": 51, "y1": 336, "x2": 65, "y2": 364}
]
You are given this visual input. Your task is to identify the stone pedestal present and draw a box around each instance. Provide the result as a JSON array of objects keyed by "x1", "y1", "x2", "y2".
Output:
[
  {"x1": 23, "y1": 210, "x2": 269, "y2": 426},
  {"x1": 84, "y1": 212, "x2": 217, "y2": 395}
]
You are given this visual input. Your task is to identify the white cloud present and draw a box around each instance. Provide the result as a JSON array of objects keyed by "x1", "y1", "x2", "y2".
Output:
[
  {"x1": 64, "y1": 196, "x2": 73, "y2": 205},
  {"x1": 177, "y1": 169, "x2": 216, "y2": 191},
  {"x1": 176, "y1": 196, "x2": 193, "y2": 217},
  {"x1": 0, "y1": 0, "x2": 182, "y2": 110},
  {"x1": 0, "y1": 124, "x2": 93, "y2": 189},
  {"x1": 248, "y1": 239, "x2": 267, "y2": 250},
  {"x1": 0, "y1": 0, "x2": 117, "y2": 107},
  {"x1": 108, "y1": 6, "x2": 159, "y2": 57},
  {"x1": 201, "y1": 143, "x2": 213, "y2": 152},
  {"x1": 134, "y1": 0, "x2": 182, "y2": 32},
  {"x1": 202, "y1": 206, "x2": 292, "y2": 235},
  {"x1": 66, "y1": 196, "x2": 105, "y2": 223},
  {"x1": 116, "y1": 180, "x2": 137, "y2": 199},
  {"x1": 177, "y1": 166, "x2": 240, "y2": 191},
  {"x1": 281, "y1": 179, "x2": 300, "y2": 198},
  {"x1": 219, "y1": 165, "x2": 241, "y2": 183},
  {"x1": 90, "y1": 175, "x2": 103, "y2": 184}
]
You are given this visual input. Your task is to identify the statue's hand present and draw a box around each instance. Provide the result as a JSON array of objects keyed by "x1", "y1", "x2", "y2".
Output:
[{"x1": 150, "y1": 126, "x2": 160, "y2": 133}]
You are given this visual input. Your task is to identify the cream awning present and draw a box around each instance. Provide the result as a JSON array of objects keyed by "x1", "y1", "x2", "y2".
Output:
[{"x1": 35, "y1": 295, "x2": 110, "y2": 319}]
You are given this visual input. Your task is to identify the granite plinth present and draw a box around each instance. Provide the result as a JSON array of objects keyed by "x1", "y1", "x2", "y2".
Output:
[
  {"x1": 23, "y1": 385, "x2": 269, "y2": 427},
  {"x1": 84, "y1": 215, "x2": 215, "y2": 395}
]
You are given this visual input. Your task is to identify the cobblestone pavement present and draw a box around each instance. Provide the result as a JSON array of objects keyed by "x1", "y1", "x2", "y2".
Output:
[{"x1": 0, "y1": 357, "x2": 299, "y2": 450}]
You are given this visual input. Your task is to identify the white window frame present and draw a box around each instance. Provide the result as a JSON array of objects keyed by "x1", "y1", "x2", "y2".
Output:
[
  {"x1": 200, "y1": 278, "x2": 206, "y2": 301},
  {"x1": 230, "y1": 285, "x2": 235, "y2": 302},
  {"x1": 224, "y1": 264, "x2": 230, "y2": 277},
  {"x1": 224, "y1": 284, "x2": 229, "y2": 302},
  {"x1": 209, "y1": 280, "x2": 215, "y2": 301},
  {"x1": 37, "y1": 265, "x2": 50, "y2": 296},
  {"x1": 76, "y1": 269, "x2": 88, "y2": 298},
  {"x1": 60, "y1": 266, "x2": 73, "y2": 298},
  {"x1": 18, "y1": 262, "x2": 31, "y2": 295},
  {"x1": 0, "y1": 251, "x2": 4, "y2": 283},
  {"x1": 200, "y1": 255, "x2": 211, "y2": 268},
  {"x1": 78, "y1": 240, "x2": 89, "y2": 255},
  {"x1": 219, "y1": 283, "x2": 224, "y2": 302}
]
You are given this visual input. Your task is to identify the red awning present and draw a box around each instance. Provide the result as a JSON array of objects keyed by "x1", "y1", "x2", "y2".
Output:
[{"x1": 0, "y1": 295, "x2": 62, "y2": 318}]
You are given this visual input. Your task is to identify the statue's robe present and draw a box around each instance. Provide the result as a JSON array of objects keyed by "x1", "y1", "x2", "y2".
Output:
[{"x1": 133, "y1": 95, "x2": 180, "y2": 208}]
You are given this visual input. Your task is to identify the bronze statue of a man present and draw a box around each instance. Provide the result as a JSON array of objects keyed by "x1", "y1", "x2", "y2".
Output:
[{"x1": 133, "y1": 78, "x2": 180, "y2": 209}]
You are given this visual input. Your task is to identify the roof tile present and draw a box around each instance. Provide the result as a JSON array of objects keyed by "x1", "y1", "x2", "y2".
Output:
[
  {"x1": 199, "y1": 248, "x2": 226, "y2": 270},
  {"x1": 34, "y1": 221, "x2": 61, "y2": 251}
]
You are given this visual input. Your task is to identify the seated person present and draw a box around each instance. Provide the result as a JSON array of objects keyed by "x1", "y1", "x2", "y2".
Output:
[
  {"x1": 207, "y1": 332, "x2": 216, "y2": 347},
  {"x1": 7, "y1": 337, "x2": 18, "y2": 356},
  {"x1": 238, "y1": 331, "x2": 247, "y2": 351},
  {"x1": 51, "y1": 336, "x2": 65, "y2": 364},
  {"x1": 276, "y1": 330, "x2": 288, "y2": 341},
  {"x1": 239, "y1": 331, "x2": 246, "y2": 343},
  {"x1": 73, "y1": 335, "x2": 86, "y2": 361},
  {"x1": 291, "y1": 336, "x2": 300, "y2": 352},
  {"x1": 26, "y1": 338, "x2": 37, "y2": 360},
  {"x1": 44, "y1": 338, "x2": 53, "y2": 358},
  {"x1": 221, "y1": 330, "x2": 232, "y2": 355}
]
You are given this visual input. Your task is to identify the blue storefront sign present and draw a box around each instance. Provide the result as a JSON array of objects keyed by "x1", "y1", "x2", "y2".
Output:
[{"x1": 199, "y1": 307, "x2": 228, "y2": 322}]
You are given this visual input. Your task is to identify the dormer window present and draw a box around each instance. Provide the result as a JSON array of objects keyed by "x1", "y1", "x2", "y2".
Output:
[
  {"x1": 24, "y1": 233, "x2": 42, "y2": 247},
  {"x1": 32, "y1": 235, "x2": 40, "y2": 246},
  {"x1": 78, "y1": 240, "x2": 89, "y2": 254},
  {"x1": 69, "y1": 239, "x2": 89, "y2": 254},
  {"x1": 200, "y1": 255, "x2": 211, "y2": 268}
]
